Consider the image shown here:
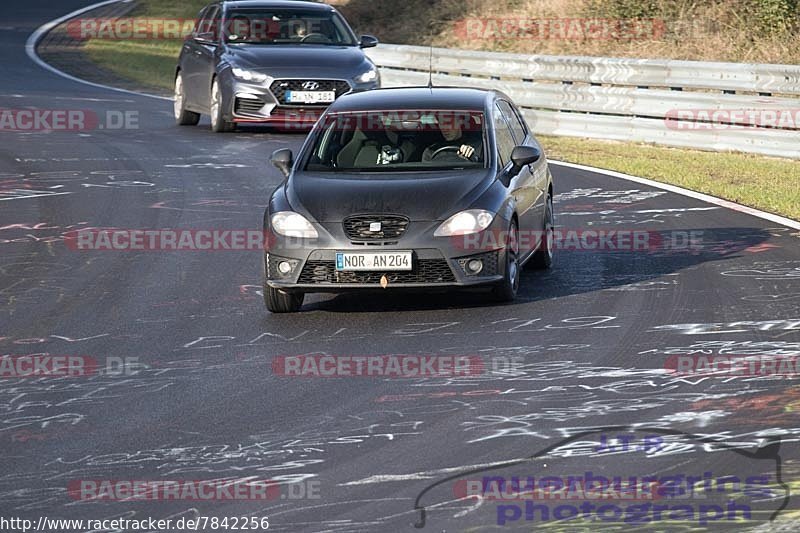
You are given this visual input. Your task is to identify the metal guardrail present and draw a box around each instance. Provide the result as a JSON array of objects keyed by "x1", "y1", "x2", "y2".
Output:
[{"x1": 366, "y1": 44, "x2": 800, "y2": 159}]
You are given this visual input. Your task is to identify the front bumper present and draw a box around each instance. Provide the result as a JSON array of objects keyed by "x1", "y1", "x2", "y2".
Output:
[
  {"x1": 223, "y1": 76, "x2": 379, "y2": 125},
  {"x1": 266, "y1": 249, "x2": 503, "y2": 291},
  {"x1": 264, "y1": 220, "x2": 507, "y2": 292}
]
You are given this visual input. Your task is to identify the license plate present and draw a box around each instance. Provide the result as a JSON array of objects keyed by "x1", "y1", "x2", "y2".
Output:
[
  {"x1": 285, "y1": 91, "x2": 335, "y2": 104},
  {"x1": 336, "y1": 251, "x2": 413, "y2": 271}
]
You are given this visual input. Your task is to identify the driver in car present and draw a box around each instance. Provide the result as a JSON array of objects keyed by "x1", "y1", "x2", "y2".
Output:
[
  {"x1": 291, "y1": 22, "x2": 309, "y2": 40},
  {"x1": 227, "y1": 16, "x2": 252, "y2": 42},
  {"x1": 422, "y1": 119, "x2": 483, "y2": 163}
]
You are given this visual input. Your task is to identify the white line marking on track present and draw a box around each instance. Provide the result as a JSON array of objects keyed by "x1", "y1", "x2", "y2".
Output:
[
  {"x1": 551, "y1": 160, "x2": 800, "y2": 230},
  {"x1": 339, "y1": 460, "x2": 522, "y2": 486},
  {"x1": 25, "y1": 0, "x2": 171, "y2": 102},
  {"x1": 0, "y1": 190, "x2": 72, "y2": 201}
]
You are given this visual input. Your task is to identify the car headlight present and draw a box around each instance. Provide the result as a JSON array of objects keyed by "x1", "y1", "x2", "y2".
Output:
[
  {"x1": 434, "y1": 209, "x2": 495, "y2": 237},
  {"x1": 354, "y1": 67, "x2": 378, "y2": 84},
  {"x1": 232, "y1": 67, "x2": 268, "y2": 83},
  {"x1": 270, "y1": 212, "x2": 319, "y2": 239}
]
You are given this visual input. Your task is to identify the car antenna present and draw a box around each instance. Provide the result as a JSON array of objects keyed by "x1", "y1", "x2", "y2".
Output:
[{"x1": 427, "y1": 34, "x2": 434, "y2": 89}]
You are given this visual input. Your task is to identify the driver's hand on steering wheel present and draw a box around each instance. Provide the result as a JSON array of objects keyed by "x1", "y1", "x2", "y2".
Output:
[{"x1": 457, "y1": 144, "x2": 476, "y2": 160}]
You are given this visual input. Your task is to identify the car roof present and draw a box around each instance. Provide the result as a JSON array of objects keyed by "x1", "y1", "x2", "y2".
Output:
[
  {"x1": 327, "y1": 87, "x2": 502, "y2": 113},
  {"x1": 221, "y1": 0, "x2": 334, "y2": 11}
]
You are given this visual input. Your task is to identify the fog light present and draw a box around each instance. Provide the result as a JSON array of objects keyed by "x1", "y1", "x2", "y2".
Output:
[
  {"x1": 466, "y1": 259, "x2": 483, "y2": 275},
  {"x1": 278, "y1": 261, "x2": 293, "y2": 275}
]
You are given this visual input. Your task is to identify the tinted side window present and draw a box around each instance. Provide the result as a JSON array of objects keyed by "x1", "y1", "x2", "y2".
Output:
[
  {"x1": 498, "y1": 100, "x2": 527, "y2": 144},
  {"x1": 493, "y1": 104, "x2": 516, "y2": 168},
  {"x1": 332, "y1": 12, "x2": 358, "y2": 43},
  {"x1": 197, "y1": 5, "x2": 220, "y2": 38},
  {"x1": 193, "y1": 7, "x2": 211, "y2": 35}
]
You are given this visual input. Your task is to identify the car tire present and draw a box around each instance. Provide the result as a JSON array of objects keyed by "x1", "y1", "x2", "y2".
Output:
[
  {"x1": 174, "y1": 72, "x2": 200, "y2": 126},
  {"x1": 529, "y1": 192, "x2": 554, "y2": 270},
  {"x1": 210, "y1": 78, "x2": 235, "y2": 133},
  {"x1": 491, "y1": 219, "x2": 520, "y2": 302},
  {"x1": 264, "y1": 284, "x2": 304, "y2": 313}
]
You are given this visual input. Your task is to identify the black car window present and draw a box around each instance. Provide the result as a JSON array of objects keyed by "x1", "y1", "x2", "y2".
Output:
[
  {"x1": 222, "y1": 9, "x2": 357, "y2": 45},
  {"x1": 304, "y1": 110, "x2": 487, "y2": 172},
  {"x1": 493, "y1": 103, "x2": 517, "y2": 168},
  {"x1": 497, "y1": 100, "x2": 528, "y2": 144},
  {"x1": 197, "y1": 5, "x2": 220, "y2": 39},
  {"x1": 193, "y1": 6, "x2": 211, "y2": 35}
]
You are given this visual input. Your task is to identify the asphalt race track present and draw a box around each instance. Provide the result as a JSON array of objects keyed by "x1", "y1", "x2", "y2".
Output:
[{"x1": 1, "y1": 2, "x2": 800, "y2": 531}]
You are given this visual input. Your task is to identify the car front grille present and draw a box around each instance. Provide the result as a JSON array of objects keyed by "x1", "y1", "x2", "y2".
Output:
[
  {"x1": 343, "y1": 215, "x2": 410, "y2": 242},
  {"x1": 234, "y1": 97, "x2": 266, "y2": 117},
  {"x1": 297, "y1": 259, "x2": 456, "y2": 285},
  {"x1": 269, "y1": 79, "x2": 351, "y2": 107}
]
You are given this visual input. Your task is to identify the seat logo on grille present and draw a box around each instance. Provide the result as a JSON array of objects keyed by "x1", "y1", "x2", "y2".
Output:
[
  {"x1": 301, "y1": 81, "x2": 320, "y2": 90},
  {"x1": 369, "y1": 222, "x2": 382, "y2": 232}
]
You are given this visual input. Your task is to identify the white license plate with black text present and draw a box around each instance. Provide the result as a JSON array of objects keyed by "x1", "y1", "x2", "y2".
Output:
[
  {"x1": 286, "y1": 91, "x2": 336, "y2": 104},
  {"x1": 336, "y1": 251, "x2": 413, "y2": 271}
]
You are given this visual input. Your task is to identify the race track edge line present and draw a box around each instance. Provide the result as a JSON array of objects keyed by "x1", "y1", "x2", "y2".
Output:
[
  {"x1": 25, "y1": 0, "x2": 172, "y2": 102},
  {"x1": 550, "y1": 160, "x2": 800, "y2": 231}
]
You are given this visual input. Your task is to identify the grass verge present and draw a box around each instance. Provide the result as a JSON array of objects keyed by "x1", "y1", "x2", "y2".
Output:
[
  {"x1": 84, "y1": 40, "x2": 181, "y2": 91},
  {"x1": 82, "y1": 0, "x2": 205, "y2": 91},
  {"x1": 540, "y1": 136, "x2": 800, "y2": 221}
]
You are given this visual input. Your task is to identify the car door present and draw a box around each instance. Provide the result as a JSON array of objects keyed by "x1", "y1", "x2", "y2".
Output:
[
  {"x1": 505, "y1": 101, "x2": 548, "y2": 211},
  {"x1": 182, "y1": 4, "x2": 220, "y2": 112},
  {"x1": 494, "y1": 101, "x2": 539, "y2": 258}
]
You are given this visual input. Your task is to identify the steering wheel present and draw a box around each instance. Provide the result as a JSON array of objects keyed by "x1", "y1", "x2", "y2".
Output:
[
  {"x1": 301, "y1": 33, "x2": 331, "y2": 43},
  {"x1": 430, "y1": 145, "x2": 476, "y2": 162}
]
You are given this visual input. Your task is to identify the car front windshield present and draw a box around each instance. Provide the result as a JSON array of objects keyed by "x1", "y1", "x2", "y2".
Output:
[
  {"x1": 305, "y1": 110, "x2": 487, "y2": 173},
  {"x1": 223, "y1": 9, "x2": 357, "y2": 45}
]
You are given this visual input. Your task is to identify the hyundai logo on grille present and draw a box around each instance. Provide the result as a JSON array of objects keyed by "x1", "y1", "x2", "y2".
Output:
[{"x1": 301, "y1": 81, "x2": 320, "y2": 90}]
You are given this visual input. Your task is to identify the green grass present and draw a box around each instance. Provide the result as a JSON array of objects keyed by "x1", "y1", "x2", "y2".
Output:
[
  {"x1": 84, "y1": 40, "x2": 182, "y2": 91},
  {"x1": 540, "y1": 136, "x2": 800, "y2": 221},
  {"x1": 82, "y1": 0, "x2": 207, "y2": 91},
  {"x1": 128, "y1": 0, "x2": 207, "y2": 18},
  {"x1": 79, "y1": 1, "x2": 800, "y2": 222}
]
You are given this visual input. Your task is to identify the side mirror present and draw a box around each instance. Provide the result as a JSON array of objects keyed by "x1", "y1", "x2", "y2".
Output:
[
  {"x1": 509, "y1": 145, "x2": 541, "y2": 176},
  {"x1": 271, "y1": 148, "x2": 293, "y2": 178},
  {"x1": 359, "y1": 34, "x2": 379, "y2": 48},
  {"x1": 194, "y1": 31, "x2": 216, "y2": 44}
]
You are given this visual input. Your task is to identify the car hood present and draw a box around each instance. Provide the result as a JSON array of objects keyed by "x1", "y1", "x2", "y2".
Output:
[
  {"x1": 287, "y1": 170, "x2": 493, "y2": 222},
  {"x1": 224, "y1": 45, "x2": 369, "y2": 78}
]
